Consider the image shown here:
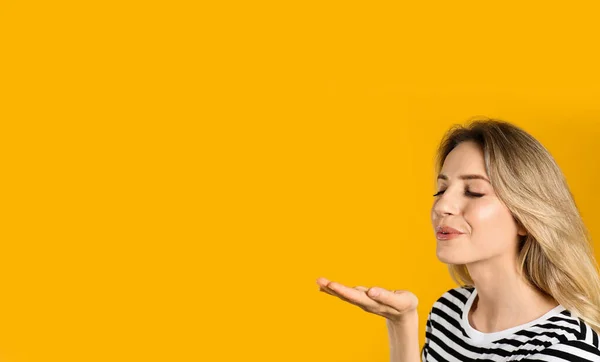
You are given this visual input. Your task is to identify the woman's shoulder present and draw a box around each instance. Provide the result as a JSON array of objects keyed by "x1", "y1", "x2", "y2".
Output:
[
  {"x1": 517, "y1": 308, "x2": 600, "y2": 360},
  {"x1": 423, "y1": 285, "x2": 474, "y2": 323},
  {"x1": 523, "y1": 328, "x2": 600, "y2": 361},
  {"x1": 432, "y1": 285, "x2": 475, "y2": 308}
]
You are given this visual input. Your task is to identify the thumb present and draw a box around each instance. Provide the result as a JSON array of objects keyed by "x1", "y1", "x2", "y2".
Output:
[
  {"x1": 367, "y1": 287, "x2": 389, "y2": 298},
  {"x1": 368, "y1": 287, "x2": 406, "y2": 307}
]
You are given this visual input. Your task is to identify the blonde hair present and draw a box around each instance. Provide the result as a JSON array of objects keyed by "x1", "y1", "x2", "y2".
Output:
[{"x1": 435, "y1": 117, "x2": 600, "y2": 333}]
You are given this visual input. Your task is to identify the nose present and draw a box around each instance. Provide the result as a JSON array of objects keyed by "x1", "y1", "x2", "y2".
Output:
[{"x1": 432, "y1": 189, "x2": 460, "y2": 218}]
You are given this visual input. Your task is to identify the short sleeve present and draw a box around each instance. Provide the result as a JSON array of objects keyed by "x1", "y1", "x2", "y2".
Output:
[{"x1": 521, "y1": 339, "x2": 600, "y2": 361}]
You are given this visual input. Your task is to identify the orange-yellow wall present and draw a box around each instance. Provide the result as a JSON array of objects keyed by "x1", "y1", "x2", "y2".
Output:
[{"x1": 2, "y1": 1, "x2": 600, "y2": 361}]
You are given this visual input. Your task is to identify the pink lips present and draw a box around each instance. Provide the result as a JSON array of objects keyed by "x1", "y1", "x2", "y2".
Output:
[
  {"x1": 436, "y1": 232, "x2": 464, "y2": 240},
  {"x1": 435, "y1": 225, "x2": 465, "y2": 241}
]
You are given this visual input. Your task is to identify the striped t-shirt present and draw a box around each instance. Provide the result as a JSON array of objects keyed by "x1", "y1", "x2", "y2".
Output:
[{"x1": 421, "y1": 286, "x2": 600, "y2": 361}]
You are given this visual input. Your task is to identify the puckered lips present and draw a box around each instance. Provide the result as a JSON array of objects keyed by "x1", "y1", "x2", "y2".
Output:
[{"x1": 435, "y1": 225, "x2": 465, "y2": 241}]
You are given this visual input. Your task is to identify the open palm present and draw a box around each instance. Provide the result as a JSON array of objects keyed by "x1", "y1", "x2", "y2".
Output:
[{"x1": 316, "y1": 277, "x2": 418, "y2": 323}]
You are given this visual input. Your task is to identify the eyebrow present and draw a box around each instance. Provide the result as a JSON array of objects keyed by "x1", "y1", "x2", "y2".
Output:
[{"x1": 437, "y1": 174, "x2": 491, "y2": 183}]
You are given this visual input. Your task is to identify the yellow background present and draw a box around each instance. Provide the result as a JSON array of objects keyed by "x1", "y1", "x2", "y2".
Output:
[{"x1": 2, "y1": 1, "x2": 600, "y2": 361}]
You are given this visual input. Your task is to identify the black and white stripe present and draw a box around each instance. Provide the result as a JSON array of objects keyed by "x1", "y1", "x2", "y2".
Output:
[{"x1": 421, "y1": 286, "x2": 600, "y2": 361}]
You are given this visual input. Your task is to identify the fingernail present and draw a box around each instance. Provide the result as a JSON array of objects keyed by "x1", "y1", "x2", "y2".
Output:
[{"x1": 369, "y1": 288, "x2": 379, "y2": 297}]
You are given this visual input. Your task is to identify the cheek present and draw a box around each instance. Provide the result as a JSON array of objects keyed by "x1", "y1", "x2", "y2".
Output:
[{"x1": 465, "y1": 200, "x2": 517, "y2": 238}]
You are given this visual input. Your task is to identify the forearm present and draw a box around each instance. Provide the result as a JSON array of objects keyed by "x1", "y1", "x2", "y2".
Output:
[{"x1": 386, "y1": 311, "x2": 421, "y2": 362}]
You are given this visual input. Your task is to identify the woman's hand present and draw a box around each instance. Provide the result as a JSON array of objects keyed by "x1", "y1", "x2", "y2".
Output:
[{"x1": 316, "y1": 277, "x2": 418, "y2": 323}]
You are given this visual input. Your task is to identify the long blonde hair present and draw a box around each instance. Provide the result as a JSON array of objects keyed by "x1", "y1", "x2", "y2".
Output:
[{"x1": 435, "y1": 117, "x2": 600, "y2": 333}]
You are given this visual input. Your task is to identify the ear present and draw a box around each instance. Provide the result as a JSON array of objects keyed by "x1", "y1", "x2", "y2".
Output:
[{"x1": 516, "y1": 219, "x2": 527, "y2": 236}]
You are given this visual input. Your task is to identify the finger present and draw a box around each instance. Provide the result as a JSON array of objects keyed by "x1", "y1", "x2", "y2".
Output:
[
  {"x1": 316, "y1": 277, "x2": 331, "y2": 288},
  {"x1": 338, "y1": 284, "x2": 401, "y2": 316},
  {"x1": 319, "y1": 284, "x2": 356, "y2": 305},
  {"x1": 319, "y1": 285, "x2": 335, "y2": 296},
  {"x1": 317, "y1": 278, "x2": 349, "y2": 298},
  {"x1": 321, "y1": 283, "x2": 401, "y2": 317},
  {"x1": 317, "y1": 278, "x2": 337, "y2": 296},
  {"x1": 327, "y1": 282, "x2": 380, "y2": 310},
  {"x1": 367, "y1": 287, "x2": 409, "y2": 313}
]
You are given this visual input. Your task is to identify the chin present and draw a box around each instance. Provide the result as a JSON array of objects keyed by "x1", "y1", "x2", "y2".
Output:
[{"x1": 436, "y1": 250, "x2": 470, "y2": 264}]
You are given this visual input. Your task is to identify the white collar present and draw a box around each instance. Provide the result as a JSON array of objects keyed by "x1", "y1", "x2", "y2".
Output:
[{"x1": 461, "y1": 287, "x2": 566, "y2": 346}]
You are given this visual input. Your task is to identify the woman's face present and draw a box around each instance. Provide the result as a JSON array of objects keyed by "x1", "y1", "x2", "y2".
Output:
[{"x1": 430, "y1": 141, "x2": 525, "y2": 264}]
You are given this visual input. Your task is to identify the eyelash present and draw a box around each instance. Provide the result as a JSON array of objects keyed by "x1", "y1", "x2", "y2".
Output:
[{"x1": 433, "y1": 189, "x2": 484, "y2": 198}]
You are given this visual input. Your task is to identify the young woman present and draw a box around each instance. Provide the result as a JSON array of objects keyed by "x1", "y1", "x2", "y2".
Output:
[{"x1": 317, "y1": 119, "x2": 600, "y2": 361}]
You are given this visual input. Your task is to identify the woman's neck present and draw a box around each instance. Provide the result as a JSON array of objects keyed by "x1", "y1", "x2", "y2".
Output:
[{"x1": 466, "y1": 257, "x2": 559, "y2": 333}]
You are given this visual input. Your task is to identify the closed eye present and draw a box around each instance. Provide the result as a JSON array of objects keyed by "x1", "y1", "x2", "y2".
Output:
[{"x1": 433, "y1": 189, "x2": 484, "y2": 198}]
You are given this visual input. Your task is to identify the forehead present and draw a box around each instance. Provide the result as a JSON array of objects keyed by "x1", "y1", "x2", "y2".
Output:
[{"x1": 440, "y1": 141, "x2": 487, "y2": 176}]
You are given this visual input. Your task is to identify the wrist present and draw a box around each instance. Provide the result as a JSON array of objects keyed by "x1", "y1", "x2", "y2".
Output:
[{"x1": 387, "y1": 310, "x2": 418, "y2": 328}]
